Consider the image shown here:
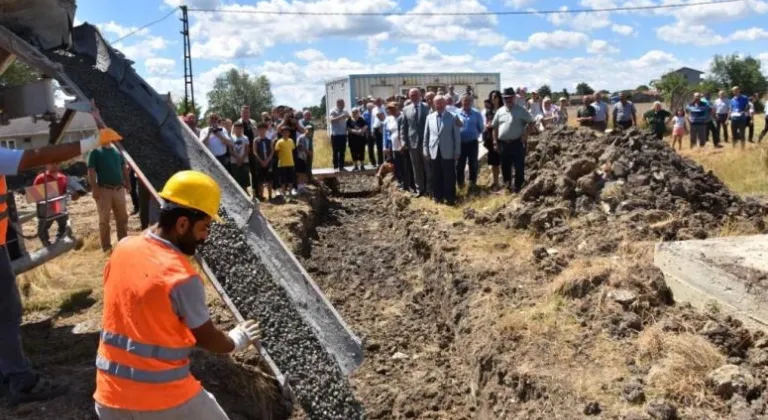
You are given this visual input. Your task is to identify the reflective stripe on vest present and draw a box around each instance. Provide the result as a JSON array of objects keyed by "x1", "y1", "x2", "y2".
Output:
[
  {"x1": 100, "y1": 330, "x2": 193, "y2": 361},
  {"x1": 0, "y1": 176, "x2": 7, "y2": 246},
  {"x1": 95, "y1": 354, "x2": 190, "y2": 384}
]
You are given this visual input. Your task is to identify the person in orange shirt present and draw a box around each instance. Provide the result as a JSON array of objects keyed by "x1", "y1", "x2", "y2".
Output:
[{"x1": 93, "y1": 170, "x2": 260, "y2": 420}]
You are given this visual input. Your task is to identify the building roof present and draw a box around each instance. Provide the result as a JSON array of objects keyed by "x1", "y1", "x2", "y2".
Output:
[
  {"x1": 672, "y1": 67, "x2": 704, "y2": 75},
  {"x1": 0, "y1": 107, "x2": 97, "y2": 139}
]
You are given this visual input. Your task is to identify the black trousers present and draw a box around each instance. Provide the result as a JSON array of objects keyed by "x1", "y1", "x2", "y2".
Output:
[
  {"x1": 716, "y1": 114, "x2": 729, "y2": 142},
  {"x1": 430, "y1": 148, "x2": 457, "y2": 204},
  {"x1": 760, "y1": 115, "x2": 768, "y2": 142},
  {"x1": 368, "y1": 131, "x2": 384, "y2": 166},
  {"x1": 395, "y1": 149, "x2": 415, "y2": 190},
  {"x1": 248, "y1": 158, "x2": 260, "y2": 195},
  {"x1": 617, "y1": 120, "x2": 632, "y2": 130},
  {"x1": 499, "y1": 140, "x2": 526, "y2": 192},
  {"x1": 331, "y1": 135, "x2": 347, "y2": 170},
  {"x1": 128, "y1": 170, "x2": 139, "y2": 212},
  {"x1": 732, "y1": 119, "x2": 747, "y2": 144},
  {"x1": 349, "y1": 135, "x2": 366, "y2": 162},
  {"x1": 708, "y1": 119, "x2": 719, "y2": 146},
  {"x1": 747, "y1": 116, "x2": 754, "y2": 142},
  {"x1": 456, "y1": 141, "x2": 479, "y2": 187}
]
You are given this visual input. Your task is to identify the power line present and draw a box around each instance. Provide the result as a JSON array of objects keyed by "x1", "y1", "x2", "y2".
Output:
[
  {"x1": 187, "y1": 0, "x2": 740, "y2": 16},
  {"x1": 110, "y1": 7, "x2": 179, "y2": 44}
]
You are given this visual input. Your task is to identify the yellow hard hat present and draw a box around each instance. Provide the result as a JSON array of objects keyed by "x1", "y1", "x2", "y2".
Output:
[{"x1": 159, "y1": 170, "x2": 222, "y2": 221}]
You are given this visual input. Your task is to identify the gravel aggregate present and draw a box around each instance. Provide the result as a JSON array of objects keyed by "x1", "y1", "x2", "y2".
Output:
[
  {"x1": 47, "y1": 45, "x2": 365, "y2": 419},
  {"x1": 200, "y1": 213, "x2": 365, "y2": 420}
]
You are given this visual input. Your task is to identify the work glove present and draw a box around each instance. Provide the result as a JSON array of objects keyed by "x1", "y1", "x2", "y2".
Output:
[
  {"x1": 79, "y1": 100, "x2": 124, "y2": 153},
  {"x1": 228, "y1": 319, "x2": 261, "y2": 353}
]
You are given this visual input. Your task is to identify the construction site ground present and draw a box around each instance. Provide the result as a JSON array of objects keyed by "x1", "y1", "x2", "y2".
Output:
[{"x1": 7, "y1": 127, "x2": 768, "y2": 420}]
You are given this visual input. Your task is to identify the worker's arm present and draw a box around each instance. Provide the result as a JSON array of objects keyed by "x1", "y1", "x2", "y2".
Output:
[
  {"x1": 173, "y1": 276, "x2": 258, "y2": 354},
  {"x1": 122, "y1": 158, "x2": 130, "y2": 190}
]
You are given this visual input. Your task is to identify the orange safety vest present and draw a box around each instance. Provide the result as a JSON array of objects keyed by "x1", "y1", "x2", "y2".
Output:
[
  {"x1": 0, "y1": 176, "x2": 8, "y2": 246},
  {"x1": 94, "y1": 232, "x2": 203, "y2": 411}
]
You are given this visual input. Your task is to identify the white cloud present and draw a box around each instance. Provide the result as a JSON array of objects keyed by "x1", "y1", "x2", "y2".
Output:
[
  {"x1": 366, "y1": 32, "x2": 390, "y2": 57},
  {"x1": 387, "y1": 0, "x2": 506, "y2": 47},
  {"x1": 189, "y1": 0, "x2": 396, "y2": 60},
  {"x1": 656, "y1": 23, "x2": 768, "y2": 45},
  {"x1": 504, "y1": 30, "x2": 590, "y2": 52},
  {"x1": 730, "y1": 27, "x2": 768, "y2": 41},
  {"x1": 144, "y1": 57, "x2": 176, "y2": 75},
  {"x1": 656, "y1": 22, "x2": 726, "y2": 45},
  {"x1": 611, "y1": 24, "x2": 635, "y2": 36},
  {"x1": 588, "y1": 40, "x2": 620, "y2": 54},
  {"x1": 547, "y1": 0, "x2": 614, "y2": 31},
  {"x1": 660, "y1": 0, "x2": 768, "y2": 23},
  {"x1": 97, "y1": 21, "x2": 149, "y2": 39},
  {"x1": 114, "y1": 35, "x2": 170, "y2": 59},
  {"x1": 295, "y1": 49, "x2": 326, "y2": 61},
  {"x1": 145, "y1": 63, "x2": 239, "y2": 112}
]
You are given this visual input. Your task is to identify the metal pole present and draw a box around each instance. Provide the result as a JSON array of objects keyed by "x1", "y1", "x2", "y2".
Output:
[{"x1": 180, "y1": 6, "x2": 195, "y2": 115}]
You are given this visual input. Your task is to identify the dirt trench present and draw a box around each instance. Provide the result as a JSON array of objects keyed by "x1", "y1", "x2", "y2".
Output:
[{"x1": 274, "y1": 177, "x2": 533, "y2": 419}]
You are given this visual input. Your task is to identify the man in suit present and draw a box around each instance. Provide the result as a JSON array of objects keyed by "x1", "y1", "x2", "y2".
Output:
[
  {"x1": 424, "y1": 95, "x2": 461, "y2": 205},
  {"x1": 400, "y1": 88, "x2": 430, "y2": 196}
]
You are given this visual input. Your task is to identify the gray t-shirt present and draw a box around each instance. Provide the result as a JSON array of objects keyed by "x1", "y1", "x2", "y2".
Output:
[
  {"x1": 613, "y1": 101, "x2": 636, "y2": 122},
  {"x1": 329, "y1": 108, "x2": 350, "y2": 136},
  {"x1": 230, "y1": 135, "x2": 249, "y2": 164}
]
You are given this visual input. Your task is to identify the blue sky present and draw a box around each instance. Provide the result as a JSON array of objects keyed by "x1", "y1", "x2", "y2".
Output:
[{"x1": 73, "y1": 0, "x2": 768, "y2": 110}]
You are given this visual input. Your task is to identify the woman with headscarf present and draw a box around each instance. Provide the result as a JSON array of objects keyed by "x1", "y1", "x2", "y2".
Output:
[
  {"x1": 557, "y1": 98, "x2": 569, "y2": 126},
  {"x1": 538, "y1": 97, "x2": 557, "y2": 131},
  {"x1": 484, "y1": 90, "x2": 503, "y2": 190}
]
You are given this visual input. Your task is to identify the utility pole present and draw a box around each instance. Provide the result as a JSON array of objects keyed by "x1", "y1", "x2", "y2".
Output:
[{"x1": 180, "y1": 5, "x2": 195, "y2": 115}]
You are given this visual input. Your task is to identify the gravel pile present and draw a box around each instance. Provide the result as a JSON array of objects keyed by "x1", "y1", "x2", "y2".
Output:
[
  {"x1": 199, "y1": 213, "x2": 365, "y2": 420},
  {"x1": 483, "y1": 126, "x2": 766, "y2": 241}
]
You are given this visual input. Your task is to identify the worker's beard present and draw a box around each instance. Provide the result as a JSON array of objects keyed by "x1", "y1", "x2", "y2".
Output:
[{"x1": 177, "y1": 229, "x2": 205, "y2": 256}]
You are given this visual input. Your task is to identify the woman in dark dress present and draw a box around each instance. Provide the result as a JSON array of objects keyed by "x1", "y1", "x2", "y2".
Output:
[
  {"x1": 347, "y1": 109, "x2": 368, "y2": 171},
  {"x1": 485, "y1": 90, "x2": 503, "y2": 190}
]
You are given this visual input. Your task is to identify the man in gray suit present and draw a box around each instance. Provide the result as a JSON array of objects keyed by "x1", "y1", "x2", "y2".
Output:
[
  {"x1": 399, "y1": 88, "x2": 430, "y2": 196},
  {"x1": 423, "y1": 95, "x2": 461, "y2": 205}
]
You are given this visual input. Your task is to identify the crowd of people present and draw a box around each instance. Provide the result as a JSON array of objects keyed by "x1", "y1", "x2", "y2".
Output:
[
  {"x1": 574, "y1": 87, "x2": 765, "y2": 151},
  {"x1": 327, "y1": 85, "x2": 576, "y2": 205},
  {"x1": 185, "y1": 105, "x2": 316, "y2": 202}
]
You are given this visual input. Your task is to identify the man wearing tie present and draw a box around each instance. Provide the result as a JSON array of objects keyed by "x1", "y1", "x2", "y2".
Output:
[
  {"x1": 400, "y1": 88, "x2": 430, "y2": 197},
  {"x1": 424, "y1": 95, "x2": 461, "y2": 205}
]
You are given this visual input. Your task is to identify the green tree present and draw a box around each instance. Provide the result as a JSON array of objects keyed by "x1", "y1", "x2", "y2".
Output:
[
  {"x1": 206, "y1": 69, "x2": 274, "y2": 121},
  {"x1": 575, "y1": 82, "x2": 595, "y2": 96},
  {"x1": 174, "y1": 100, "x2": 201, "y2": 118},
  {"x1": 708, "y1": 54, "x2": 767, "y2": 97},
  {"x1": 537, "y1": 84, "x2": 552, "y2": 99},
  {"x1": 651, "y1": 71, "x2": 691, "y2": 111},
  {"x1": 0, "y1": 61, "x2": 40, "y2": 89},
  {"x1": 561, "y1": 88, "x2": 570, "y2": 99},
  {"x1": 694, "y1": 79, "x2": 722, "y2": 96},
  {"x1": 635, "y1": 84, "x2": 650, "y2": 91},
  {"x1": 319, "y1": 95, "x2": 327, "y2": 117}
]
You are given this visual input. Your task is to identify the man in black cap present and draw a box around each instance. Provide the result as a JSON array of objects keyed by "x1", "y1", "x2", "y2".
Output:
[{"x1": 491, "y1": 87, "x2": 534, "y2": 193}]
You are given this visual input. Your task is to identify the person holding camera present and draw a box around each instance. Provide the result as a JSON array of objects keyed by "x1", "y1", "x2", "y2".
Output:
[{"x1": 199, "y1": 113, "x2": 233, "y2": 171}]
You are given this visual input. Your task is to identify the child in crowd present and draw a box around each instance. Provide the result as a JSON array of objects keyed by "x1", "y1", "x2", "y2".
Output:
[
  {"x1": 229, "y1": 121, "x2": 250, "y2": 191},
  {"x1": 33, "y1": 163, "x2": 70, "y2": 246},
  {"x1": 274, "y1": 126, "x2": 296, "y2": 198},
  {"x1": 295, "y1": 127, "x2": 313, "y2": 194},
  {"x1": 672, "y1": 108, "x2": 687, "y2": 150},
  {"x1": 252, "y1": 122, "x2": 274, "y2": 201}
]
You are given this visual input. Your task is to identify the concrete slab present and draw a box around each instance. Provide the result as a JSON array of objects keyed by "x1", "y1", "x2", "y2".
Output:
[{"x1": 654, "y1": 235, "x2": 768, "y2": 330}]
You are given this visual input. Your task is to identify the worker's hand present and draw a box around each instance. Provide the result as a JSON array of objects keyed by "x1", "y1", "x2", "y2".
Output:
[{"x1": 228, "y1": 319, "x2": 260, "y2": 352}]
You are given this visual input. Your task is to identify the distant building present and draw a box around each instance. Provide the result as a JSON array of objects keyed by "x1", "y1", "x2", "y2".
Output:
[
  {"x1": 325, "y1": 73, "x2": 501, "y2": 111},
  {"x1": 0, "y1": 108, "x2": 97, "y2": 151},
  {"x1": 667, "y1": 67, "x2": 704, "y2": 86}
]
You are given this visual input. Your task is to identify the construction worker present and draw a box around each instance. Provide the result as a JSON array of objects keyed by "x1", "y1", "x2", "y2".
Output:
[
  {"x1": 93, "y1": 170, "x2": 260, "y2": 420},
  {"x1": 1, "y1": 104, "x2": 122, "y2": 405}
]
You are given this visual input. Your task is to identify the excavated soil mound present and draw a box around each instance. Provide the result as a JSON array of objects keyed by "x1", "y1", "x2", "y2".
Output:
[{"x1": 479, "y1": 127, "x2": 766, "y2": 244}]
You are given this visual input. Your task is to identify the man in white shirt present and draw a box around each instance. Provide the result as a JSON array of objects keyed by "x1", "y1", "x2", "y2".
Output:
[
  {"x1": 328, "y1": 99, "x2": 351, "y2": 171},
  {"x1": 714, "y1": 90, "x2": 730, "y2": 143},
  {"x1": 199, "y1": 113, "x2": 233, "y2": 170}
]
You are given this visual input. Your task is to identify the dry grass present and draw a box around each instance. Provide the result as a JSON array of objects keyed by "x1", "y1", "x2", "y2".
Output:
[
  {"x1": 638, "y1": 324, "x2": 725, "y2": 405},
  {"x1": 681, "y1": 142, "x2": 768, "y2": 196},
  {"x1": 312, "y1": 130, "x2": 353, "y2": 169}
]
